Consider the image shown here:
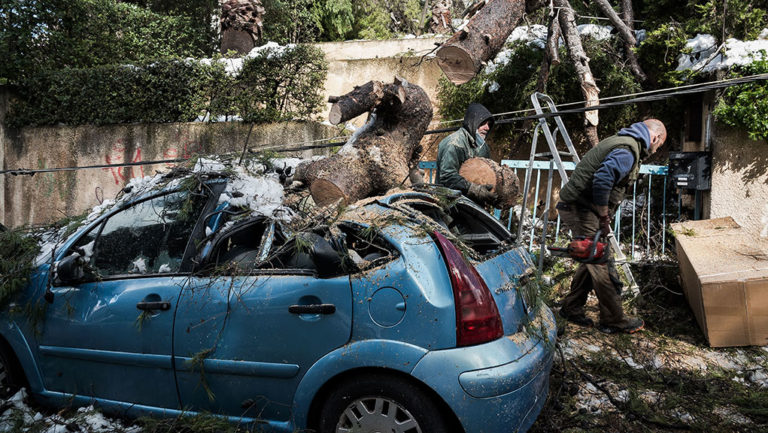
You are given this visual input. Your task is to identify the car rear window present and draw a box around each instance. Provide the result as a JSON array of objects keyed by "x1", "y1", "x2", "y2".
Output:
[{"x1": 398, "y1": 199, "x2": 512, "y2": 256}]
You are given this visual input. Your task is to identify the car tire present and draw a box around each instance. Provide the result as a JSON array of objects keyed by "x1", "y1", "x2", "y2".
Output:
[
  {"x1": 317, "y1": 373, "x2": 451, "y2": 433},
  {"x1": 0, "y1": 343, "x2": 24, "y2": 399}
]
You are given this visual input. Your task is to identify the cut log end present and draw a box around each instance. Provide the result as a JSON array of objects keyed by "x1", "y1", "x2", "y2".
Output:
[
  {"x1": 329, "y1": 105, "x2": 343, "y2": 125},
  {"x1": 459, "y1": 157, "x2": 520, "y2": 208},
  {"x1": 436, "y1": 45, "x2": 478, "y2": 85},
  {"x1": 310, "y1": 178, "x2": 349, "y2": 207}
]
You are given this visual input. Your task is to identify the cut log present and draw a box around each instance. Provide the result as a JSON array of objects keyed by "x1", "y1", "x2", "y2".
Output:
[
  {"x1": 459, "y1": 157, "x2": 520, "y2": 208},
  {"x1": 436, "y1": 0, "x2": 526, "y2": 84},
  {"x1": 303, "y1": 78, "x2": 433, "y2": 207}
]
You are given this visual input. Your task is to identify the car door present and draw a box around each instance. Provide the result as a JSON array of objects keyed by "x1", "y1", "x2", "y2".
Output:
[
  {"x1": 173, "y1": 221, "x2": 353, "y2": 422},
  {"x1": 37, "y1": 190, "x2": 210, "y2": 409}
]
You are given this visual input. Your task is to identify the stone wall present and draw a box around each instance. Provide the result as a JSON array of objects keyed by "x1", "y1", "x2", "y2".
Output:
[
  {"x1": 708, "y1": 123, "x2": 768, "y2": 237},
  {"x1": 2, "y1": 121, "x2": 337, "y2": 228}
]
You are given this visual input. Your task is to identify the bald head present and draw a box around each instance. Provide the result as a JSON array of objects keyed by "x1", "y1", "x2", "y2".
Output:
[{"x1": 643, "y1": 118, "x2": 667, "y2": 154}]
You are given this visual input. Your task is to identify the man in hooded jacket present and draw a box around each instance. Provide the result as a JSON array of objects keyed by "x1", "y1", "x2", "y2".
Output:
[
  {"x1": 436, "y1": 103, "x2": 497, "y2": 205},
  {"x1": 556, "y1": 119, "x2": 667, "y2": 334}
]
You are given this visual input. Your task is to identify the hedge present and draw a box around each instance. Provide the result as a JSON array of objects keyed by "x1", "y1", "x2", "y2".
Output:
[{"x1": 6, "y1": 45, "x2": 328, "y2": 127}]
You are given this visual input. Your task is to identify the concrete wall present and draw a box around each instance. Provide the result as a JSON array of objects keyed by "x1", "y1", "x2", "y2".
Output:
[
  {"x1": 708, "y1": 123, "x2": 768, "y2": 237},
  {"x1": 2, "y1": 121, "x2": 337, "y2": 228},
  {"x1": 1, "y1": 37, "x2": 454, "y2": 229}
]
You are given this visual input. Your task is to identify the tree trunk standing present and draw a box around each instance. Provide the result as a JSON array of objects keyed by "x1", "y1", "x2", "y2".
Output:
[
  {"x1": 436, "y1": 0, "x2": 526, "y2": 84},
  {"x1": 593, "y1": 0, "x2": 646, "y2": 82},
  {"x1": 555, "y1": 0, "x2": 600, "y2": 146},
  {"x1": 300, "y1": 79, "x2": 433, "y2": 207}
]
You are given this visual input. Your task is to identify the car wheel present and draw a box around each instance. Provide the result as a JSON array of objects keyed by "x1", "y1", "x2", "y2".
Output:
[
  {"x1": 0, "y1": 344, "x2": 24, "y2": 398},
  {"x1": 317, "y1": 373, "x2": 450, "y2": 433}
]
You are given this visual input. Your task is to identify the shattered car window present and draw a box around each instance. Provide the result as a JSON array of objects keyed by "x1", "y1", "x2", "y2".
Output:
[
  {"x1": 85, "y1": 192, "x2": 204, "y2": 276},
  {"x1": 396, "y1": 199, "x2": 512, "y2": 255}
]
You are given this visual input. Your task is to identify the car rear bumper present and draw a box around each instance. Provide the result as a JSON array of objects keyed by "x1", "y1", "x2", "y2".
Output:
[{"x1": 410, "y1": 306, "x2": 556, "y2": 433}]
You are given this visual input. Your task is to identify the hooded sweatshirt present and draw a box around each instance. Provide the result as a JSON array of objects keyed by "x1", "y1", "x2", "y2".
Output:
[
  {"x1": 436, "y1": 104, "x2": 494, "y2": 192},
  {"x1": 591, "y1": 122, "x2": 651, "y2": 206}
]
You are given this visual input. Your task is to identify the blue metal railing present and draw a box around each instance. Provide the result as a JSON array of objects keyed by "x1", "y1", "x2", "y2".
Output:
[{"x1": 419, "y1": 160, "x2": 670, "y2": 260}]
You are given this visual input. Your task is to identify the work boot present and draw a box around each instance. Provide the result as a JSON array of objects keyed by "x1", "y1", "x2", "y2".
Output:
[
  {"x1": 597, "y1": 317, "x2": 644, "y2": 334},
  {"x1": 558, "y1": 309, "x2": 594, "y2": 328}
]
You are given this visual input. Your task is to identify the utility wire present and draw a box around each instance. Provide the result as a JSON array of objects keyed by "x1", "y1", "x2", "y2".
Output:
[{"x1": 3, "y1": 73, "x2": 767, "y2": 177}]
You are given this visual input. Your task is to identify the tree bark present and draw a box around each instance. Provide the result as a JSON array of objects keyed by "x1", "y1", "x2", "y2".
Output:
[
  {"x1": 300, "y1": 78, "x2": 433, "y2": 207},
  {"x1": 436, "y1": 0, "x2": 527, "y2": 84},
  {"x1": 555, "y1": 0, "x2": 599, "y2": 146},
  {"x1": 593, "y1": 0, "x2": 646, "y2": 82}
]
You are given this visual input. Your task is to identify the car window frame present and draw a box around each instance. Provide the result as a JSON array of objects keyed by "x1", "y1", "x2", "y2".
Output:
[{"x1": 53, "y1": 183, "x2": 224, "y2": 284}]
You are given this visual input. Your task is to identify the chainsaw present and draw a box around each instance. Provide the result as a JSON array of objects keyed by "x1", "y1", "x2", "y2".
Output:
[{"x1": 547, "y1": 230, "x2": 609, "y2": 264}]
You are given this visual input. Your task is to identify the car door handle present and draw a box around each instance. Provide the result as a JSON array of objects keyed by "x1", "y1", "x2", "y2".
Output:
[
  {"x1": 288, "y1": 304, "x2": 336, "y2": 315},
  {"x1": 136, "y1": 301, "x2": 171, "y2": 311}
]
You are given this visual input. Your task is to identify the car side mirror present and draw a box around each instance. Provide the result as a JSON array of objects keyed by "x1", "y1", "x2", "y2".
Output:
[{"x1": 55, "y1": 253, "x2": 86, "y2": 285}]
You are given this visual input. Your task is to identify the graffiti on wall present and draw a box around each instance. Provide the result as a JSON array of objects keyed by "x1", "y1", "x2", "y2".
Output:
[
  {"x1": 162, "y1": 132, "x2": 203, "y2": 167},
  {"x1": 104, "y1": 139, "x2": 144, "y2": 185}
]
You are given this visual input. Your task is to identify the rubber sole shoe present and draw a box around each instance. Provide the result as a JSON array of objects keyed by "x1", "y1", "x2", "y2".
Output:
[
  {"x1": 558, "y1": 309, "x2": 595, "y2": 328},
  {"x1": 597, "y1": 317, "x2": 645, "y2": 334}
]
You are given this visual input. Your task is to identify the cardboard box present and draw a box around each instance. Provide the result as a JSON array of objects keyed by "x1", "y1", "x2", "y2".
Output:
[{"x1": 671, "y1": 217, "x2": 768, "y2": 347}]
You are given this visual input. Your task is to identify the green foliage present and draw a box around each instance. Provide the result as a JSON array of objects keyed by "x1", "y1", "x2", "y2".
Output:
[
  {"x1": 7, "y1": 44, "x2": 328, "y2": 127},
  {"x1": 313, "y1": 0, "x2": 355, "y2": 41},
  {"x1": 642, "y1": 0, "x2": 768, "y2": 42},
  {"x1": 7, "y1": 60, "x2": 228, "y2": 127},
  {"x1": 222, "y1": 44, "x2": 328, "y2": 122},
  {"x1": 713, "y1": 57, "x2": 768, "y2": 141},
  {"x1": 261, "y1": 0, "x2": 320, "y2": 44},
  {"x1": 437, "y1": 39, "x2": 639, "y2": 152},
  {"x1": 0, "y1": 229, "x2": 40, "y2": 307},
  {"x1": 352, "y1": 0, "x2": 424, "y2": 40},
  {"x1": 137, "y1": 412, "x2": 243, "y2": 433},
  {"x1": 636, "y1": 23, "x2": 689, "y2": 87},
  {"x1": 0, "y1": 0, "x2": 211, "y2": 85}
]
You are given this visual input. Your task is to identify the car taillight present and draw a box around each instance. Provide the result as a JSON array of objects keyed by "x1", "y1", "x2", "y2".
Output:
[{"x1": 433, "y1": 231, "x2": 503, "y2": 347}]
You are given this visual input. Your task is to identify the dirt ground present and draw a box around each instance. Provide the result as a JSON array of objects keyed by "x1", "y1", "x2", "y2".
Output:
[{"x1": 530, "y1": 260, "x2": 768, "y2": 433}]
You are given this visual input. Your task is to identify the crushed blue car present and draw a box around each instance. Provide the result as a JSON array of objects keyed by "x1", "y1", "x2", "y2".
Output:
[{"x1": 0, "y1": 164, "x2": 556, "y2": 433}]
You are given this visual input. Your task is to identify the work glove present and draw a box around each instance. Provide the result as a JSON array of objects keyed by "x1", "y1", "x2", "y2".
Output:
[
  {"x1": 595, "y1": 205, "x2": 611, "y2": 236},
  {"x1": 467, "y1": 183, "x2": 496, "y2": 206}
]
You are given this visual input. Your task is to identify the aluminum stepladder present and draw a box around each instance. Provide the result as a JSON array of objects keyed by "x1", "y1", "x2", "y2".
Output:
[{"x1": 518, "y1": 92, "x2": 638, "y2": 293}]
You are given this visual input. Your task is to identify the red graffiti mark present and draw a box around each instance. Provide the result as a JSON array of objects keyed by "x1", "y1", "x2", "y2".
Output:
[
  {"x1": 104, "y1": 139, "x2": 144, "y2": 185},
  {"x1": 163, "y1": 134, "x2": 202, "y2": 167}
]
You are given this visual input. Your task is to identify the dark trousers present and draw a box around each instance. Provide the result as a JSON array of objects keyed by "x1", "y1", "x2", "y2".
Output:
[{"x1": 556, "y1": 201, "x2": 626, "y2": 325}]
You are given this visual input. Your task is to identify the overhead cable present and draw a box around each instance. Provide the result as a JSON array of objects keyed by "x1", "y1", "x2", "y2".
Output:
[{"x1": 3, "y1": 73, "x2": 767, "y2": 177}]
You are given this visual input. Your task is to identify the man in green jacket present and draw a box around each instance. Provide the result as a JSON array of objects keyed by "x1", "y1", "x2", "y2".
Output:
[
  {"x1": 436, "y1": 103, "x2": 497, "y2": 205},
  {"x1": 556, "y1": 118, "x2": 666, "y2": 334}
]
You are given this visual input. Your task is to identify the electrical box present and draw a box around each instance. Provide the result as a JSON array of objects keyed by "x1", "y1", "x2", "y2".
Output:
[{"x1": 669, "y1": 151, "x2": 711, "y2": 190}]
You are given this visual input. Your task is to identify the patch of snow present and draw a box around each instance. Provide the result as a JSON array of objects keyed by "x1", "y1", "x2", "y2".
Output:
[
  {"x1": 452, "y1": 18, "x2": 469, "y2": 32},
  {"x1": 672, "y1": 409, "x2": 694, "y2": 424},
  {"x1": 218, "y1": 168, "x2": 291, "y2": 220},
  {"x1": 483, "y1": 49, "x2": 514, "y2": 74},
  {"x1": 487, "y1": 81, "x2": 500, "y2": 93},
  {"x1": 196, "y1": 41, "x2": 296, "y2": 77},
  {"x1": 402, "y1": 34, "x2": 416, "y2": 39},
  {"x1": 677, "y1": 31, "x2": 768, "y2": 72},
  {"x1": 80, "y1": 240, "x2": 95, "y2": 262},
  {"x1": 506, "y1": 25, "x2": 548, "y2": 49},
  {"x1": 578, "y1": 24, "x2": 613, "y2": 41},
  {"x1": 368, "y1": 146, "x2": 383, "y2": 164},
  {"x1": 194, "y1": 157, "x2": 228, "y2": 173},
  {"x1": 748, "y1": 370, "x2": 768, "y2": 388},
  {"x1": 342, "y1": 113, "x2": 377, "y2": 152},
  {"x1": 158, "y1": 263, "x2": 171, "y2": 273},
  {"x1": 131, "y1": 257, "x2": 147, "y2": 274}
]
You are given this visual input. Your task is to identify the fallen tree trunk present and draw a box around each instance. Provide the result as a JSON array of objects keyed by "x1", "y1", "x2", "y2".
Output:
[
  {"x1": 459, "y1": 157, "x2": 520, "y2": 208},
  {"x1": 297, "y1": 78, "x2": 433, "y2": 207},
  {"x1": 436, "y1": 0, "x2": 526, "y2": 84}
]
